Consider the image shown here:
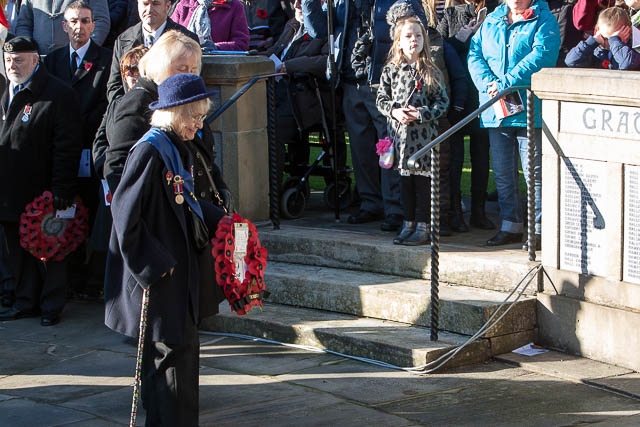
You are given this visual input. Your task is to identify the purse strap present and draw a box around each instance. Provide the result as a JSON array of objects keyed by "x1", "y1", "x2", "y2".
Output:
[{"x1": 194, "y1": 150, "x2": 226, "y2": 212}]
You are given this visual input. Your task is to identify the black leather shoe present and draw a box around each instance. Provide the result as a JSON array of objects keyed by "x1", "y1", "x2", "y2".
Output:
[
  {"x1": 0, "y1": 306, "x2": 38, "y2": 321},
  {"x1": 41, "y1": 316, "x2": 60, "y2": 327},
  {"x1": 347, "y1": 210, "x2": 384, "y2": 224},
  {"x1": 487, "y1": 231, "x2": 523, "y2": 246},
  {"x1": 381, "y1": 214, "x2": 403, "y2": 231},
  {"x1": 393, "y1": 221, "x2": 416, "y2": 244},
  {"x1": 522, "y1": 234, "x2": 542, "y2": 251}
]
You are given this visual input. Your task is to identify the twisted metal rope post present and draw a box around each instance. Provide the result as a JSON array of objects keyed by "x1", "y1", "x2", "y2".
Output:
[
  {"x1": 526, "y1": 90, "x2": 536, "y2": 262},
  {"x1": 430, "y1": 144, "x2": 440, "y2": 342},
  {"x1": 267, "y1": 77, "x2": 280, "y2": 229},
  {"x1": 130, "y1": 288, "x2": 150, "y2": 427}
]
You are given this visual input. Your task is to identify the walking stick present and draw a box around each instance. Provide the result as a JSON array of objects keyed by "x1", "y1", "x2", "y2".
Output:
[{"x1": 129, "y1": 287, "x2": 150, "y2": 427}]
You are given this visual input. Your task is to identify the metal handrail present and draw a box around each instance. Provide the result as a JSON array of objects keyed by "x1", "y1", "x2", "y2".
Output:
[
  {"x1": 407, "y1": 86, "x2": 530, "y2": 169},
  {"x1": 405, "y1": 85, "x2": 536, "y2": 342}
]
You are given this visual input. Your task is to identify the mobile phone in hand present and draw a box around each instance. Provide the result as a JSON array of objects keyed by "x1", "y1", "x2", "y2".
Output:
[{"x1": 476, "y1": 7, "x2": 487, "y2": 25}]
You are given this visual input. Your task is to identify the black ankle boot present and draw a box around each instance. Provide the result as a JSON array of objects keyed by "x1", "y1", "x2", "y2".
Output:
[
  {"x1": 450, "y1": 193, "x2": 469, "y2": 233},
  {"x1": 393, "y1": 221, "x2": 416, "y2": 245},
  {"x1": 469, "y1": 191, "x2": 496, "y2": 230},
  {"x1": 401, "y1": 222, "x2": 430, "y2": 246}
]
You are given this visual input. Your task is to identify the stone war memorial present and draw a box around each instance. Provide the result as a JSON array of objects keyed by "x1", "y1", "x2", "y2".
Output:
[{"x1": 533, "y1": 68, "x2": 640, "y2": 371}]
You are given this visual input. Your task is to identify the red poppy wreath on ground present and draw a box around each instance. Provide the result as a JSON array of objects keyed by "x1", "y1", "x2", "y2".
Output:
[
  {"x1": 19, "y1": 191, "x2": 89, "y2": 262},
  {"x1": 212, "y1": 213, "x2": 269, "y2": 315}
]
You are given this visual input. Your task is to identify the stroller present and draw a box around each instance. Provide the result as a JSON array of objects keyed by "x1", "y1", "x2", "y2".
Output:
[{"x1": 279, "y1": 74, "x2": 352, "y2": 219}]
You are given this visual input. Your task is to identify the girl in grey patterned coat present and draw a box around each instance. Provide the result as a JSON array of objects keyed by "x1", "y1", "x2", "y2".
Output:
[{"x1": 377, "y1": 15, "x2": 449, "y2": 246}]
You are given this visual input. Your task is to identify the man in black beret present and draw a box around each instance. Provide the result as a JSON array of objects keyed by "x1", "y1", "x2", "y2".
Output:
[{"x1": 0, "y1": 36, "x2": 83, "y2": 326}]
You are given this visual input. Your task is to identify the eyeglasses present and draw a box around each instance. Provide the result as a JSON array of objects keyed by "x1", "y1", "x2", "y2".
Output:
[{"x1": 191, "y1": 114, "x2": 207, "y2": 123}]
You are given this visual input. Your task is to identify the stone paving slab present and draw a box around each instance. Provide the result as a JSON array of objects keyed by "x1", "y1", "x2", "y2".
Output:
[{"x1": 2, "y1": 301, "x2": 640, "y2": 427}]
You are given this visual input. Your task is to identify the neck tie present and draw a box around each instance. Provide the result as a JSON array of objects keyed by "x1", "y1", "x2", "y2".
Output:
[
  {"x1": 70, "y1": 51, "x2": 78, "y2": 74},
  {"x1": 145, "y1": 34, "x2": 155, "y2": 47},
  {"x1": 13, "y1": 84, "x2": 22, "y2": 95}
]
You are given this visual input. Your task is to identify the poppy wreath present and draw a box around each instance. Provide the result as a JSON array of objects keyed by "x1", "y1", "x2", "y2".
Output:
[
  {"x1": 212, "y1": 213, "x2": 269, "y2": 315},
  {"x1": 19, "y1": 191, "x2": 89, "y2": 262}
]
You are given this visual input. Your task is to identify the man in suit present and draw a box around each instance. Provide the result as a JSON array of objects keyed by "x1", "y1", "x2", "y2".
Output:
[
  {"x1": 44, "y1": 0, "x2": 112, "y2": 298},
  {"x1": 106, "y1": 0, "x2": 198, "y2": 102},
  {"x1": 0, "y1": 36, "x2": 82, "y2": 326},
  {"x1": 15, "y1": 0, "x2": 109, "y2": 54}
]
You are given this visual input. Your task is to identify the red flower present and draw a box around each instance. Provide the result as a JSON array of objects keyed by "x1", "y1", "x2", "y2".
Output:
[
  {"x1": 303, "y1": 33, "x2": 311, "y2": 41},
  {"x1": 256, "y1": 8, "x2": 268, "y2": 19},
  {"x1": 83, "y1": 61, "x2": 93, "y2": 71},
  {"x1": 415, "y1": 78, "x2": 423, "y2": 90},
  {"x1": 521, "y1": 8, "x2": 534, "y2": 20},
  {"x1": 602, "y1": 59, "x2": 611, "y2": 69}
]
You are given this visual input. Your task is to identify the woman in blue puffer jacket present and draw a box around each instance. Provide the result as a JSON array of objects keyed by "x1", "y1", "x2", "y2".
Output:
[{"x1": 467, "y1": 0, "x2": 560, "y2": 249}]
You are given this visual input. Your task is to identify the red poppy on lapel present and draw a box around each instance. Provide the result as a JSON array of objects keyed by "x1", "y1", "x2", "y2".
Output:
[
  {"x1": 256, "y1": 8, "x2": 268, "y2": 19},
  {"x1": 602, "y1": 59, "x2": 611, "y2": 69},
  {"x1": 521, "y1": 8, "x2": 534, "y2": 19},
  {"x1": 303, "y1": 33, "x2": 311, "y2": 41},
  {"x1": 83, "y1": 61, "x2": 93, "y2": 71}
]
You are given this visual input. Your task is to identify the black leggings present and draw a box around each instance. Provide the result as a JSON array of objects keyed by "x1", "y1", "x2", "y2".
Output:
[{"x1": 401, "y1": 175, "x2": 431, "y2": 222}]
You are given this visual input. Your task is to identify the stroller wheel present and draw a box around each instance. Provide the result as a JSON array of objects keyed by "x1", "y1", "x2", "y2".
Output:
[
  {"x1": 281, "y1": 187, "x2": 306, "y2": 219},
  {"x1": 324, "y1": 179, "x2": 352, "y2": 210},
  {"x1": 283, "y1": 177, "x2": 310, "y2": 198}
]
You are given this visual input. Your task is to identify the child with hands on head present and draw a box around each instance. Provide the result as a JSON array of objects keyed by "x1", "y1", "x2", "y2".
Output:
[
  {"x1": 376, "y1": 15, "x2": 449, "y2": 246},
  {"x1": 565, "y1": 6, "x2": 640, "y2": 69}
]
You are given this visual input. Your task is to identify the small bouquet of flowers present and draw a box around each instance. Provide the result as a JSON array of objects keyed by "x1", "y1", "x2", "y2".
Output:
[{"x1": 376, "y1": 137, "x2": 395, "y2": 169}]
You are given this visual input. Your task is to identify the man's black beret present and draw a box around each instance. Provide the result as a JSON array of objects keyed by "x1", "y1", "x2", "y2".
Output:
[{"x1": 3, "y1": 36, "x2": 39, "y2": 53}]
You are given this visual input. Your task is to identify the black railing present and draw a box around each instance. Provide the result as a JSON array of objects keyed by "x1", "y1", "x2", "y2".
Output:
[{"x1": 407, "y1": 86, "x2": 537, "y2": 341}]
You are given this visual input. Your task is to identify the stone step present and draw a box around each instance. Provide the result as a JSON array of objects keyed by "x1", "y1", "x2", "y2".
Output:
[
  {"x1": 202, "y1": 302, "x2": 501, "y2": 369},
  {"x1": 259, "y1": 224, "x2": 539, "y2": 295},
  {"x1": 266, "y1": 261, "x2": 537, "y2": 338}
]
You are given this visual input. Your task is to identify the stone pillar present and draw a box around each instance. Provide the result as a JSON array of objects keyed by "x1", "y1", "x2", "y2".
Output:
[
  {"x1": 201, "y1": 55, "x2": 274, "y2": 221},
  {"x1": 532, "y1": 68, "x2": 640, "y2": 371}
]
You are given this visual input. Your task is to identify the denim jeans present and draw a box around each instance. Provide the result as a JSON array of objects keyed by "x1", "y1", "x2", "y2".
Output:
[{"x1": 488, "y1": 127, "x2": 541, "y2": 234}]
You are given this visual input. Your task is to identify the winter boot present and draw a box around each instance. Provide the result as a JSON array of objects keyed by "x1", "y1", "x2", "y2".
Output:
[
  {"x1": 469, "y1": 191, "x2": 496, "y2": 230},
  {"x1": 393, "y1": 221, "x2": 416, "y2": 245},
  {"x1": 401, "y1": 222, "x2": 430, "y2": 246}
]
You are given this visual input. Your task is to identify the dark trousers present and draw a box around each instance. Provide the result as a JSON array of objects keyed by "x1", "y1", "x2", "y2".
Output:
[
  {"x1": 450, "y1": 117, "x2": 490, "y2": 197},
  {"x1": 142, "y1": 312, "x2": 200, "y2": 427},
  {"x1": 1, "y1": 221, "x2": 69, "y2": 316},
  {"x1": 401, "y1": 175, "x2": 431, "y2": 223}
]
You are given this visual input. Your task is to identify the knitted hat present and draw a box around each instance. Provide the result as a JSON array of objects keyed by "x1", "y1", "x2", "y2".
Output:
[
  {"x1": 386, "y1": 0, "x2": 417, "y2": 38},
  {"x1": 3, "y1": 36, "x2": 38, "y2": 53},
  {"x1": 149, "y1": 73, "x2": 217, "y2": 110}
]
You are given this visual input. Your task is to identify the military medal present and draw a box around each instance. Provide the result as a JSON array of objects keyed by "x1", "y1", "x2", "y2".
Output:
[
  {"x1": 22, "y1": 105, "x2": 32, "y2": 122},
  {"x1": 173, "y1": 175, "x2": 184, "y2": 204}
]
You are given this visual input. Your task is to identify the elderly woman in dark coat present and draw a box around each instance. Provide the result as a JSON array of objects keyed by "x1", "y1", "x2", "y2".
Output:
[{"x1": 105, "y1": 73, "x2": 227, "y2": 426}]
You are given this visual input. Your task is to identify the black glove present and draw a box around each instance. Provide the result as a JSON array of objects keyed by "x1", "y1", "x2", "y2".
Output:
[
  {"x1": 220, "y1": 189, "x2": 233, "y2": 213},
  {"x1": 53, "y1": 195, "x2": 73, "y2": 210}
]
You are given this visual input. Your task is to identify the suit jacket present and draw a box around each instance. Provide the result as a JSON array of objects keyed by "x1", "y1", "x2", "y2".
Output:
[
  {"x1": 44, "y1": 40, "x2": 112, "y2": 151},
  {"x1": 0, "y1": 66, "x2": 82, "y2": 222},
  {"x1": 104, "y1": 130, "x2": 225, "y2": 344},
  {"x1": 106, "y1": 19, "x2": 198, "y2": 103}
]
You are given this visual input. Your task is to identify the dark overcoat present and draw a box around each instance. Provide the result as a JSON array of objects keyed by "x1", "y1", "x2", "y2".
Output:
[
  {"x1": 44, "y1": 39, "x2": 112, "y2": 150},
  {"x1": 0, "y1": 65, "x2": 82, "y2": 222},
  {"x1": 106, "y1": 19, "x2": 198, "y2": 102},
  {"x1": 104, "y1": 131, "x2": 226, "y2": 345}
]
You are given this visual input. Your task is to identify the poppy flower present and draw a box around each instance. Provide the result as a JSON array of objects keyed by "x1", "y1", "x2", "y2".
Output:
[
  {"x1": 303, "y1": 33, "x2": 311, "y2": 41},
  {"x1": 83, "y1": 61, "x2": 93, "y2": 71},
  {"x1": 521, "y1": 8, "x2": 534, "y2": 20},
  {"x1": 256, "y1": 8, "x2": 268, "y2": 19},
  {"x1": 602, "y1": 59, "x2": 611, "y2": 69}
]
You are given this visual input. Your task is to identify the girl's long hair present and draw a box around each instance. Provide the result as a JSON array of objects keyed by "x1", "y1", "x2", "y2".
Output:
[{"x1": 387, "y1": 16, "x2": 444, "y2": 92}]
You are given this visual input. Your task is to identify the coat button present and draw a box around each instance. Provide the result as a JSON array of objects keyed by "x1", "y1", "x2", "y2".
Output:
[
  {"x1": 197, "y1": 170, "x2": 203, "y2": 176},
  {"x1": 200, "y1": 192, "x2": 206, "y2": 198}
]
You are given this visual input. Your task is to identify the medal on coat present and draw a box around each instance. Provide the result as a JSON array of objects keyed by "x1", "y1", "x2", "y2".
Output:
[
  {"x1": 22, "y1": 105, "x2": 32, "y2": 122},
  {"x1": 165, "y1": 171, "x2": 173, "y2": 185},
  {"x1": 173, "y1": 175, "x2": 184, "y2": 204}
]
